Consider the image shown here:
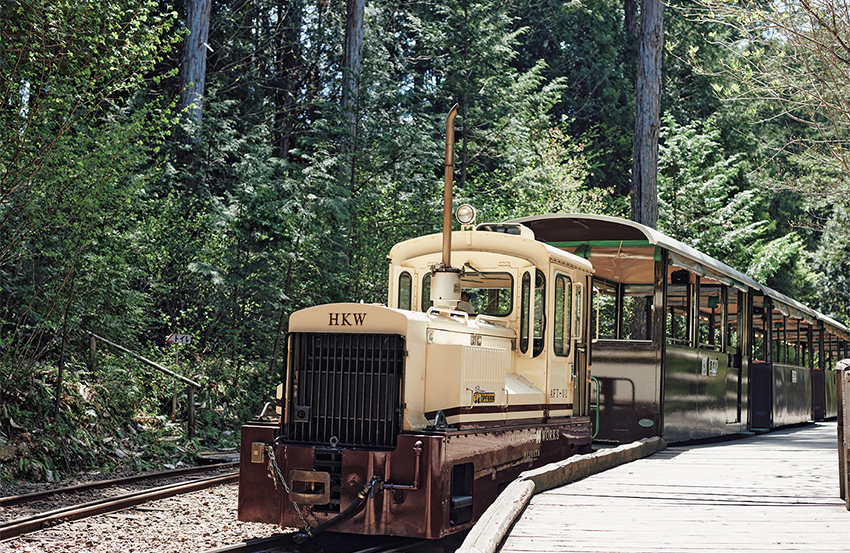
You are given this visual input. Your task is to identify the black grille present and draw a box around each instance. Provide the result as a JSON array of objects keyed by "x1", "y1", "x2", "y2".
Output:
[
  {"x1": 313, "y1": 449, "x2": 342, "y2": 513},
  {"x1": 286, "y1": 333, "x2": 406, "y2": 449}
]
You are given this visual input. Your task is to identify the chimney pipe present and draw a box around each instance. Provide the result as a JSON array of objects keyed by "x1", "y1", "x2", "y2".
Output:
[{"x1": 442, "y1": 104, "x2": 459, "y2": 268}]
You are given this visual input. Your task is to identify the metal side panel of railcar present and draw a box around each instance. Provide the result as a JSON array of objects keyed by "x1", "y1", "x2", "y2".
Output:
[
  {"x1": 663, "y1": 345, "x2": 746, "y2": 443},
  {"x1": 813, "y1": 368, "x2": 839, "y2": 420},
  {"x1": 591, "y1": 340, "x2": 662, "y2": 443},
  {"x1": 825, "y1": 369, "x2": 839, "y2": 419},
  {"x1": 772, "y1": 364, "x2": 813, "y2": 427},
  {"x1": 592, "y1": 341, "x2": 748, "y2": 444},
  {"x1": 751, "y1": 361, "x2": 813, "y2": 429}
]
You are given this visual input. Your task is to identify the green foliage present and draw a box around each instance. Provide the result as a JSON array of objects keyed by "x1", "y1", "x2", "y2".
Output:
[
  {"x1": 657, "y1": 114, "x2": 821, "y2": 303},
  {"x1": 688, "y1": 0, "x2": 850, "y2": 193},
  {"x1": 0, "y1": 0, "x2": 178, "y2": 374},
  {"x1": 510, "y1": 0, "x2": 636, "y2": 194},
  {"x1": 658, "y1": 114, "x2": 763, "y2": 263},
  {"x1": 813, "y1": 202, "x2": 850, "y2": 325},
  {"x1": 4, "y1": 0, "x2": 850, "y2": 483}
]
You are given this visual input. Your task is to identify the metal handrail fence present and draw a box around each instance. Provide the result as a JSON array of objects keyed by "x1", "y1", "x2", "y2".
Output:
[
  {"x1": 838, "y1": 358, "x2": 850, "y2": 510},
  {"x1": 87, "y1": 332, "x2": 199, "y2": 438}
]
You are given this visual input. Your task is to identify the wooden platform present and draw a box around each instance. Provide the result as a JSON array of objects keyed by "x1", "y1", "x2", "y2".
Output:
[{"x1": 499, "y1": 422, "x2": 849, "y2": 552}]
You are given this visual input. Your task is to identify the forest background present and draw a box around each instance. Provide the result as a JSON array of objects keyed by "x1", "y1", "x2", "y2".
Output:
[{"x1": 2, "y1": 0, "x2": 849, "y2": 482}]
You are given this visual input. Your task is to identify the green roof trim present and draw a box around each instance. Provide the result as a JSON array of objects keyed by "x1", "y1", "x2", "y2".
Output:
[{"x1": 547, "y1": 240, "x2": 653, "y2": 249}]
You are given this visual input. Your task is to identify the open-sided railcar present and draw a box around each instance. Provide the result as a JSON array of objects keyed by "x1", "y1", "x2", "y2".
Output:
[{"x1": 511, "y1": 214, "x2": 850, "y2": 443}]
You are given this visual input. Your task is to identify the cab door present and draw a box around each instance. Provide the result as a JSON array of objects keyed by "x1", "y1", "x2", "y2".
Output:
[{"x1": 547, "y1": 270, "x2": 583, "y2": 417}]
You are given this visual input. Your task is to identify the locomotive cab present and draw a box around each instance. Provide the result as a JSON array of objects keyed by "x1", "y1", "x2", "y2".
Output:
[{"x1": 387, "y1": 222, "x2": 594, "y2": 428}]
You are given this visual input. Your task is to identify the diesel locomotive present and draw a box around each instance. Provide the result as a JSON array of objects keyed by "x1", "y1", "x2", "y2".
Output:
[{"x1": 238, "y1": 106, "x2": 596, "y2": 540}]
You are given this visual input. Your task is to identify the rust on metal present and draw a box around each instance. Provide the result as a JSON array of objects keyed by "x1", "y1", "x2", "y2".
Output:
[
  {"x1": 288, "y1": 470, "x2": 331, "y2": 505},
  {"x1": 441, "y1": 103, "x2": 459, "y2": 269}
]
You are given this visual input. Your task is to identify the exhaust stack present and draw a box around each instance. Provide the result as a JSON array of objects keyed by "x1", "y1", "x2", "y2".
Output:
[
  {"x1": 431, "y1": 104, "x2": 462, "y2": 310},
  {"x1": 441, "y1": 103, "x2": 459, "y2": 268}
]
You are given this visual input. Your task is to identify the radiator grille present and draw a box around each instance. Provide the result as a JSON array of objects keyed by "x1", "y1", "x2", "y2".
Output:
[{"x1": 286, "y1": 333, "x2": 406, "y2": 449}]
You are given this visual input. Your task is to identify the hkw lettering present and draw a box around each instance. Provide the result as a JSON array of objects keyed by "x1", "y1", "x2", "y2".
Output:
[{"x1": 328, "y1": 313, "x2": 367, "y2": 326}]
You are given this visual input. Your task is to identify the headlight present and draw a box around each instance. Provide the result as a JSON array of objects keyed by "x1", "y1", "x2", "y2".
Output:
[{"x1": 455, "y1": 204, "x2": 476, "y2": 226}]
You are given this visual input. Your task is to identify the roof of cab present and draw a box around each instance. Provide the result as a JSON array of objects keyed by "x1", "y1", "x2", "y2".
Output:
[{"x1": 389, "y1": 227, "x2": 593, "y2": 273}]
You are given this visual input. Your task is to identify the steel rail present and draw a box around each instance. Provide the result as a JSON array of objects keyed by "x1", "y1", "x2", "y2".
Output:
[
  {"x1": 0, "y1": 472, "x2": 237, "y2": 541},
  {"x1": 203, "y1": 535, "x2": 424, "y2": 553},
  {"x1": 0, "y1": 461, "x2": 238, "y2": 507}
]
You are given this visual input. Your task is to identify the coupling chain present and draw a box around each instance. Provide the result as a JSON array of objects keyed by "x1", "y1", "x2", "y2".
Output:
[{"x1": 264, "y1": 445, "x2": 313, "y2": 537}]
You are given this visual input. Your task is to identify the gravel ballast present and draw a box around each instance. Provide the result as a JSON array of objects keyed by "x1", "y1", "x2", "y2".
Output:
[{"x1": 1, "y1": 483, "x2": 289, "y2": 553}]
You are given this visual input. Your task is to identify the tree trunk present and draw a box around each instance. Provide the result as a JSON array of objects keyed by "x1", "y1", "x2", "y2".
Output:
[
  {"x1": 624, "y1": 0, "x2": 638, "y2": 38},
  {"x1": 273, "y1": 1, "x2": 302, "y2": 160},
  {"x1": 341, "y1": 0, "x2": 365, "y2": 162},
  {"x1": 54, "y1": 278, "x2": 76, "y2": 419},
  {"x1": 179, "y1": 0, "x2": 212, "y2": 143},
  {"x1": 340, "y1": 0, "x2": 365, "y2": 297},
  {"x1": 631, "y1": 0, "x2": 663, "y2": 229}
]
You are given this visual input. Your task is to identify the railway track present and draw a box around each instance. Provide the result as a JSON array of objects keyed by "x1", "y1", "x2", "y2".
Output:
[
  {"x1": 204, "y1": 534, "x2": 430, "y2": 553},
  {"x1": 0, "y1": 463, "x2": 238, "y2": 541}
]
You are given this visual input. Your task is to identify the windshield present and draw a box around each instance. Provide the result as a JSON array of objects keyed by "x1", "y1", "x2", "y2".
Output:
[{"x1": 421, "y1": 271, "x2": 513, "y2": 316}]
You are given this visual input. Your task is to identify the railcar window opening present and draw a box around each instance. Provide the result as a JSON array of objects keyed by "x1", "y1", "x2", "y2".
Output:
[
  {"x1": 727, "y1": 291, "x2": 741, "y2": 351},
  {"x1": 590, "y1": 278, "x2": 653, "y2": 342},
  {"x1": 823, "y1": 331, "x2": 845, "y2": 368},
  {"x1": 698, "y1": 284, "x2": 724, "y2": 351},
  {"x1": 827, "y1": 334, "x2": 836, "y2": 368},
  {"x1": 398, "y1": 272, "x2": 412, "y2": 310},
  {"x1": 777, "y1": 316, "x2": 791, "y2": 366},
  {"x1": 772, "y1": 314, "x2": 812, "y2": 368},
  {"x1": 834, "y1": 335, "x2": 845, "y2": 368},
  {"x1": 666, "y1": 283, "x2": 691, "y2": 346},
  {"x1": 775, "y1": 316, "x2": 787, "y2": 365},
  {"x1": 812, "y1": 329, "x2": 819, "y2": 366},
  {"x1": 554, "y1": 274, "x2": 572, "y2": 357},
  {"x1": 621, "y1": 284, "x2": 653, "y2": 341},
  {"x1": 752, "y1": 305, "x2": 767, "y2": 361},
  {"x1": 591, "y1": 278, "x2": 617, "y2": 340},
  {"x1": 802, "y1": 325, "x2": 811, "y2": 367}
]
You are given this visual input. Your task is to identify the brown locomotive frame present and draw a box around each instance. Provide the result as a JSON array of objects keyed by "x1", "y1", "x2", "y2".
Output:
[{"x1": 239, "y1": 416, "x2": 590, "y2": 539}]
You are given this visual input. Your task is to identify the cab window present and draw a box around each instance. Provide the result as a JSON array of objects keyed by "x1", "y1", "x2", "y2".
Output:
[
  {"x1": 459, "y1": 272, "x2": 513, "y2": 316},
  {"x1": 520, "y1": 272, "x2": 531, "y2": 353},
  {"x1": 398, "y1": 272, "x2": 412, "y2": 310},
  {"x1": 554, "y1": 274, "x2": 572, "y2": 357},
  {"x1": 533, "y1": 269, "x2": 546, "y2": 357}
]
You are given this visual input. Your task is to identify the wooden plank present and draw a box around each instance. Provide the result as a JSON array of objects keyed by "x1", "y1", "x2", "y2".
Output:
[{"x1": 499, "y1": 422, "x2": 849, "y2": 553}]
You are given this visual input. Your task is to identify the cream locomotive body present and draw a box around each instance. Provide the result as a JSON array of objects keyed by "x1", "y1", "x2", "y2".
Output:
[{"x1": 238, "y1": 223, "x2": 595, "y2": 540}]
